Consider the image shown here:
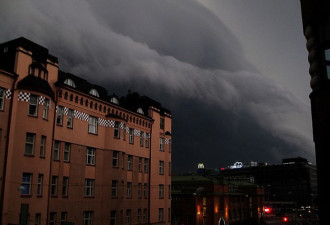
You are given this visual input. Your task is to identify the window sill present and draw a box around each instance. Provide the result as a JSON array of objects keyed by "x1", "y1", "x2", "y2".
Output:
[
  {"x1": 21, "y1": 195, "x2": 31, "y2": 198},
  {"x1": 24, "y1": 154, "x2": 34, "y2": 157},
  {"x1": 28, "y1": 114, "x2": 38, "y2": 118}
]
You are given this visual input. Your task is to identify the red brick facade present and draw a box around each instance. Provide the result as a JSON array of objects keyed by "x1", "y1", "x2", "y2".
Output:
[{"x1": 0, "y1": 37, "x2": 172, "y2": 225}]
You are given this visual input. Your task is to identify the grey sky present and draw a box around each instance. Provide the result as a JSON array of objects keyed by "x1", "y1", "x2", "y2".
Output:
[{"x1": 0, "y1": 0, "x2": 314, "y2": 172}]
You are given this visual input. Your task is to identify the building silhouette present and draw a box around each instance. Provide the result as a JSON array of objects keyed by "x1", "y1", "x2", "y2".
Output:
[{"x1": 0, "y1": 37, "x2": 172, "y2": 225}]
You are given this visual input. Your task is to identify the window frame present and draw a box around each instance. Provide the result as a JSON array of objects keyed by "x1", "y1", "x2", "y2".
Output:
[
  {"x1": 86, "y1": 147, "x2": 96, "y2": 165},
  {"x1": 88, "y1": 116, "x2": 98, "y2": 134},
  {"x1": 24, "y1": 133, "x2": 35, "y2": 156},
  {"x1": 62, "y1": 177, "x2": 69, "y2": 197},
  {"x1": 40, "y1": 135, "x2": 46, "y2": 158},
  {"x1": 56, "y1": 106, "x2": 63, "y2": 126},
  {"x1": 53, "y1": 141, "x2": 60, "y2": 161},
  {"x1": 64, "y1": 143, "x2": 71, "y2": 162},
  {"x1": 67, "y1": 109, "x2": 74, "y2": 128},
  {"x1": 21, "y1": 173, "x2": 32, "y2": 196},
  {"x1": 42, "y1": 98, "x2": 49, "y2": 120},
  {"x1": 37, "y1": 174, "x2": 43, "y2": 196},
  {"x1": 83, "y1": 211, "x2": 93, "y2": 225},
  {"x1": 84, "y1": 179, "x2": 95, "y2": 197},
  {"x1": 159, "y1": 160, "x2": 164, "y2": 175},
  {"x1": 114, "y1": 121, "x2": 120, "y2": 139},
  {"x1": 112, "y1": 180, "x2": 118, "y2": 197},
  {"x1": 28, "y1": 94, "x2": 38, "y2": 116},
  {"x1": 51, "y1": 176, "x2": 58, "y2": 196}
]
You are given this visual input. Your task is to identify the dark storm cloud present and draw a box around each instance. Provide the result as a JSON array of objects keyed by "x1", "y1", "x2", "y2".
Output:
[{"x1": 1, "y1": 0, "x2": 314, "y2": 171}]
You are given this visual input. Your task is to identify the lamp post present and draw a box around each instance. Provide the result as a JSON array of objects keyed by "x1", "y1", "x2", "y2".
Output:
[{"x1": 299, "y1": 1, "x2": 330, "y2": 225}]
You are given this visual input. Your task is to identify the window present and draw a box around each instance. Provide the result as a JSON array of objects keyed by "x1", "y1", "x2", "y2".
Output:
[
  {"x1": 88, "y1": 116, "x2": 98, "y2": 134},
  {"x1": 159, "y1": 161, "x2": 164, "y2": 175},
  {"x1": 110, "y1": 97, "x2": 119, "y2": 105},
  {"x1": 29, "y1": 95, "x2": 38, "y2": 116},
  {"x1": 140, "y1": 132, "x2": 144, "y2": 147},
  {"x1": 83, "y1": 211, "x2": 93, "y2": 225},
  {"x1": 56, "y1": 106, "x2": 63, "y2": 125},
  {"x1": 128, "y1": 128, "x2": 134, "y2": 144},
  {"x1": 168, "y1": 185, "x2": 171, "y2": 199},
  {"x1": 168, "y1": 208, "x2": 171, "y2": 222},
  {"x1": 129, "y1": 129, "x2": 134, "y2": 144},
  {"x1": 0, "y1": 88, "x2": 4, "y2": 110},
  {"x1": 138, "y1": 158, "x2": 142, "y2": 172},
  {"x1": 127, "y1": 182, "x2": 132, "y2": 198},
  {"x1": 35, "y1": 213, "x2": 41, "y2": 225},
  {"x1": 160, "y1": 118, "x2": 164, "y2": 129},
  {"x1": 40, "y1": 135, "x2": 46, "y2": 158},
  {"x1": 42, "y1": 99, "x2": 49, "y2": 119},
  {"x1": 138, "y1": 183, "x2": 142, "y2": 199},
  {"x1": 67, "y1": 109, "x2": 73, "y2": 128},
  {"x1": 110, "y1": 211, "x2": 117, "y2": 225},
  {"x1": 53, "y1": 141, "x2": 60, "y2": 161},
  {"x1": 61, "y1": 212, "x2": 67, "y2": 225},
  {"x1": 159, "y1": 184, "x2": 164, "y2": 199},
  {"x1": 51, "y1": 176, "x2": 58, "y2": 196},
  {"x1": 21, "y1": 173, "x2": 32, "y2": 195},
  {"x1": 137, "y1": 209, "x2": 141, "y2": 224},
  {"x1": 112, "y1": 180, "x2": 118, "y2": 197},
  {"x1": 160, "y1": 138, "x2": 164, "y2": 151},
  {"x1": 89, "y1": 89, "x2": 100, "y2": 97},
  {"x1": 144, "y1": 159, "x2": 149, "y2": 173},
  {"x1": 143, "y1": 183, "x2": 148, "y2": 199},
  {"x1": 143, "y1": 209, "x2": 147, "y2": 223},
  {"x1": 64, "y1": 78, "x2": 76, "y2": 87},
  {"x1": 169, "y1": 139, "x2": 172, "y2": 153},
  {"x1": 37, "y1": 174, "x2": 43, "y2": 196},
  {"x1": 126, "y1": 210, "x2": 131, "y2": 225},
  {"x1": 86, "y1": 147, "x2": 96, "y2": 165},
  {"x1": 85, "y1": 179, "x2": 95, "y2": 197},
  {"x1": 114, "y1": 122, "x2": 120, "y2": 138},
  {"x1": 64, "y1": 143, "x2": 70, "y2": 162},
  {"x1": 127, "y1": 155, "x2": 133, "y2": 171},
  {"x1": 169, "y1": 162, "x2": 171, "y2": 176},
  {"x1": 62, "y1": 177, "x2": 69, "y2": 197},
  {"x1": 49, "y1": 212, "x2": 56, "y2": 225},
  {"x1": 145, "y1": 134, "x2": 149, "y2": 148},
  {"x1": 325, "y1": 49, "x2": 330, "y2": 79},
  {"x1": 113, "y1": 151, "x2": 119, "y2": 167},
  {"x1": 158, "y1": 208, "x2": 164, "y2": 222},
  {"x1": 25, "y1": 133, "x2": 35, "y2": 155}
]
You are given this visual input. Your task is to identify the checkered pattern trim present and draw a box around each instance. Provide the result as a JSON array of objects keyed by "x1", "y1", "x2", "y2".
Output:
[
  {"x1": 63, "y1": 107, "x2": 69, "y2": 115},
  {"x1": 119, "y1": 122, "x2": 125, "y2": 129},
  {"x1": 98, "y1": 118, "x2": 116, "y2": 127},
  {"x1": 18, "y1": 92, "x2": 30, "y2": 102},
  {"x1": 38, "y1": 96, "x2": 45, "y2": 105},
  {"x1": 134, "y1": 129, "x2": 140, "y2": 136},
  {"x1": 165, "y1": 138, "x2": 171, "y2": 144},
  {"x1": 74, "y1": 110, "x2": 89, "y2": 121},
  {"x1": 5, "y1": 89, "x2": 11, "y2": 99}
]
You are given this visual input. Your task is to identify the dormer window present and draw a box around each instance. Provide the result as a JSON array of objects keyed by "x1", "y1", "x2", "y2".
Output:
[
  {"x1": 89, "y1": 89, "x2": 100, "y2": 97},
  {"x1": 110, "y1": 97, "x2": 119, "y2": 105},
  {"x1": 29, "y1": 62, "x2": 48, "y2": 80},
  {"x1": 137, "y1": 108, "x2": 144, "y2": 115},
  {"x1": 64, "y1": 79, "x2": 76, "y2": 88}
]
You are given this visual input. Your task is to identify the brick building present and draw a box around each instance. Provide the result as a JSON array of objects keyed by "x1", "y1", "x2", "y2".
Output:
[
  {"x1": 0, "y1": 37, "x2": 172, "y2": 225},
  {"x1": 171, "y1": 175, "x2": 264, "y2": 225}
]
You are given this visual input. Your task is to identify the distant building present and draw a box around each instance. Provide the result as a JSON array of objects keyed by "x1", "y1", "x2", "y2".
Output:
[
  {"x1": 219, "y1": 157, "x2": 318, "y2": 211},
  {"x1": 171, "y1": 175, "x2": 264, "y2": 225},
  {"x1": 0, "y1": 37, "x2": 172, "y2": 225}
]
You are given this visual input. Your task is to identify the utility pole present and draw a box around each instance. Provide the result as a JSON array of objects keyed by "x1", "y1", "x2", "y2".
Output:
[{"x1": 299, "y1": 1, "x2": 330, "y2": 225}]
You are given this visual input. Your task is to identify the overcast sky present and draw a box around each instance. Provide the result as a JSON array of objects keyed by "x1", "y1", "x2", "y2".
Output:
[{"x1": 1, "y1": 0, "x2": 314, "y2": 172}]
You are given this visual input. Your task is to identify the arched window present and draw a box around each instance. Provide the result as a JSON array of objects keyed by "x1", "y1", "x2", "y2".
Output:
[
  {"x1": 64, "y1": 78, "x2": 76, "y2": 88},
  {"x1": 110, "y1": 97, "x2": 119, "y2": 105},
  {"x1": 89, "y1": 89, "x2": 100, "y2": 97},
  {"x1": 137, "y1": 108, "x2": 144, "y2": 115}
]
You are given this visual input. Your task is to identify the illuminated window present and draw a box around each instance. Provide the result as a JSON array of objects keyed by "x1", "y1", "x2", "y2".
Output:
[
  {"x1": 64, "y1": 78, "x2": 76, "y2": 88},
  {"x1": 89, "y1": 89, "x2": 99, "y2": 97}
]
